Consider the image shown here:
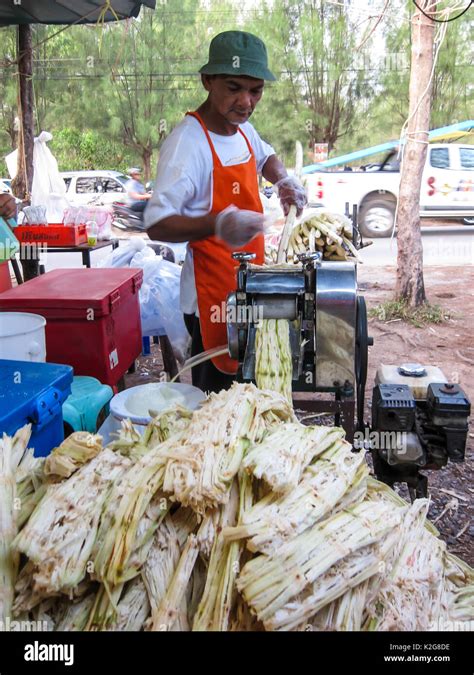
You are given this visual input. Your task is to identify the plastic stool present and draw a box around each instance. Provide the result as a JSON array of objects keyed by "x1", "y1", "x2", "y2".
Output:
[{"x1": 62, "y1": 376, "x2": 113, "y2": 434}]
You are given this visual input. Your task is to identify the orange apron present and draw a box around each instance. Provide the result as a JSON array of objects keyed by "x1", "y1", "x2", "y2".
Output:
[{"x1": 187, "y1": 111, "x2": 264, "y2": 374}]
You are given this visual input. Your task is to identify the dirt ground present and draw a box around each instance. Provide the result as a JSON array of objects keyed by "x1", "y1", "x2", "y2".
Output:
[
  {"x1": 126, "y1": 264, "x2": 473, "y2": 566},
  {"x1": 359, "y1": 265, "x2": 474, "y2": 565}
]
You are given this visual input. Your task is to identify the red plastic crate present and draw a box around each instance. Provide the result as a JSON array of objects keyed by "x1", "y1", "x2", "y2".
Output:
[
  {"x1": 14, "y1": 224, "x2": 87, "y2": 247},
  {"x1": 0, "y1": 269, "x2": 143, "y2": 386}
]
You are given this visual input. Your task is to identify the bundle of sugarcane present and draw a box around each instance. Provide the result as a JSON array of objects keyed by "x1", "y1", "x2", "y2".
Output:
[
  {"x1": 44, "y1": 432, "x2": 103, "y2": 479},
  {"x1": 255, "y1": 319, "x2": 293, "y2": 404},
  {"x1": 161, "y1": 383, "x2": 280, "y2": 513},
  {"x1": 14, "y1": 449, "x2": 132, "y2": 596},
  {"x1": 142, "y1": 514, "x2": 187, "y2": 631},
  {"x1": 236, "y1": 499, "x2": 404, "y2": 629},
  {"x1": 285, "y1": 210, "x2": 361, "y2": 263},
  {"x1": 242, "y1": 423, "x2": 346, "y2": 494},
  {"x1": 306, "y1": 498, "x2": 430, "y2": 632},
  {"x1": 366, "y1": 506, "x2": 447, "y2": 632},
  {"x1": 270, "y1": 526, "x2": 403, "y2": 631},
  {"x1": 192, "y1": 473, "x2": 253, "y2": 631},
  {"x1": 226, "y1": 439, "x2": 368, "y2": 554},
  {"x1": 92, "y1": 445, "x2": 171, "y2": 587}
]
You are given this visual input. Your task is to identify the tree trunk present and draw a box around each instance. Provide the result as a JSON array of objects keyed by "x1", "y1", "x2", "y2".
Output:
[
  {"x1": 11, "y1": 24, "x2": 35, "y2": 203},
  {"x1": 11, "y1": 25, "x2": 39, "y2": 281},
  {"x1": 142, "y1": 146, "x2": 152, "y2": 184},
  {"x1": 395, "y1": 2, "x2": 436, "y2": 308}
]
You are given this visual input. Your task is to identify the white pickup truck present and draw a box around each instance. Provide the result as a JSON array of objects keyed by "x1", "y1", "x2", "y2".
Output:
[{"x1": 303, "y1": 143, "x2": 474, "y2": 237}]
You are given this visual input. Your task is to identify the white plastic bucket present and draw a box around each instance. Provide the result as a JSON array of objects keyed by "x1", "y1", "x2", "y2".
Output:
[
  {"x1": 0, "y1": 312, "x2": 46, "y2": 362},
  {"x1": 98, "y1": 383, "x2": 206, "y2": 444}
]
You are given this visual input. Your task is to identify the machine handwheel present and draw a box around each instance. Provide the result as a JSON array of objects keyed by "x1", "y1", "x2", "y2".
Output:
[{"x1": 355, "y1": 296, "x2": 370, "y2": 431}]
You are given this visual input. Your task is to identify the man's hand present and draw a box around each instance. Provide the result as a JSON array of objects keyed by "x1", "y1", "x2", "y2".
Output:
[
  {"x1": 0, "y1": 193, "x2": 16, "y2": 220},
  {"x1": 215, "y1": 205, "x2": 266, "y2": 248},
  {"x1": 274, "y1": 176, "x2": 307, "y2": 217}
]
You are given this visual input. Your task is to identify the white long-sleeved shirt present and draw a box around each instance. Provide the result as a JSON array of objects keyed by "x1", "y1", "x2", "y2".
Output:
[{"x1": 144, "y1": 115, "x2": 275, "y2": 315}]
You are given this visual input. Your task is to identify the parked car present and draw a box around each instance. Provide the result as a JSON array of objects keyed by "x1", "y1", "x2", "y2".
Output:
[
  {"x1": 304, "y1": 143, "x2": 474, "y2": 237},
  {"x1": 60, "y1": 170, "x2": 129, "y2": 206}
]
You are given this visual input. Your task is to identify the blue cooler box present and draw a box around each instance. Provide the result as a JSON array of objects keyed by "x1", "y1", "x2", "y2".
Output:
[{"x1": 0, "y1": 359, "x2": 73, "y2": 457}]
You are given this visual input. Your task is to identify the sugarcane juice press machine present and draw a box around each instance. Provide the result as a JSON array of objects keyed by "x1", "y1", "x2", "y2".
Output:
[{"x1": 226, "y1": 251, "x2": 471, "y2": 499}]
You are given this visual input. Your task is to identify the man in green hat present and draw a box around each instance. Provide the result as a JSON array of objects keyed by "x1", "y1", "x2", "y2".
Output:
[{"x1": 146, "y1": 30, "x2": 306, "y2": 392}]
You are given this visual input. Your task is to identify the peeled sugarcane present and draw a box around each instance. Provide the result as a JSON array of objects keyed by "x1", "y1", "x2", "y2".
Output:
[
  {"x1": 283, "y1": 210, "x2": 363, "y2": 264},
  {"x1": 255, "y1": 319, "x2": 293, "y2": 404},
  {"x1": 227, "y1": 439, "x2": 368, "y2": 554},
  {"x1": 44, "y1": 432, "x2": 103, "y2": 479},
  {"x1": 237, "y1": 499, "x2": 403, "y2": 625},
  {"x1": 0, "y1": 426, "x2": 32, "y2": 627},
  {"x1": 242, "y1": 423, "x2": 345, "y2": 495}
]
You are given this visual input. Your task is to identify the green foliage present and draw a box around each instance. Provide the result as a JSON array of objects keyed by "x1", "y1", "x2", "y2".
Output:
[
  {"x1": 0, "y1": 0, "x2": 472, "y2": 178},
  {"x1": 51, "y1": 128, "x2": 133, "y2": 171},
  {"x1": 369, "y1": 299, "x2": 450, "y2": 327}
]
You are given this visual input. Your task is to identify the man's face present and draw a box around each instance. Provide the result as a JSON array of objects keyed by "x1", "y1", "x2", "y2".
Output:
[
  {"x1": 203, "y1": 75, "x2": 265, "y2": 125},
  {"x1": 131, "y1": 172, "x2": 141, "y2": 181}
]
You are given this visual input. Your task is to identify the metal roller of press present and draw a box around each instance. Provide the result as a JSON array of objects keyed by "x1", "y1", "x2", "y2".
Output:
[{"x1": 226, "y1": 251, "x2": 372, "y2": 440}]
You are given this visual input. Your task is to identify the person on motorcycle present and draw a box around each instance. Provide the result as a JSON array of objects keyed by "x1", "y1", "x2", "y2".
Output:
[
  {"x1": 125, "y1": 168, "x2": 150, "y2": 213},
  {"x1": 145, "y1": 31, "x2": 307, "y2": 393}
]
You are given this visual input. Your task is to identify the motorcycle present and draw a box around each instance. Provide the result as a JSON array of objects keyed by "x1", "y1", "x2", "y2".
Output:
[
  {"x1": 112, "y1": 200, "x2": 148, "y2": 232},
  {"x1": 112, "y1": 199, "x2": 176, "y2": 263}
]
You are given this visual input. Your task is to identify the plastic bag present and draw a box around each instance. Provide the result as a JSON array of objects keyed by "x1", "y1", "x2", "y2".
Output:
[
  {"x1": 98, "y1": 238, "x2": 190, "y2": 362},
  {"x1": 138, "y1": 257, "x2": 190, "y2": 363},
  {"x1": 30, "y1": 131, "x2": 70, "y2": 222},
  {"x1": 97, "y1": 237, "x2": 149, "y2": 268}
]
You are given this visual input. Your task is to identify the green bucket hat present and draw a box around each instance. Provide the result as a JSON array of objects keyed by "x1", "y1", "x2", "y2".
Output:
[{"x1": 199, "y1": 31, "x2": 276, "y2": 82}]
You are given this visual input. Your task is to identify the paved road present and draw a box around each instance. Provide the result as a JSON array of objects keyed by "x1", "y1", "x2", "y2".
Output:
[
  {"x1": 32, "y1": 225, "x2": 474, "y2": 272},
  {"x1": 358, "y1": 226, "x2": 474, "y2": 266}
]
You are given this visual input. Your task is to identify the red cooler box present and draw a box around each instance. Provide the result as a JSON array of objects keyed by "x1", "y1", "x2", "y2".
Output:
[{"x1": 0, "y1": 269, "x2": 143, "y2": 386}]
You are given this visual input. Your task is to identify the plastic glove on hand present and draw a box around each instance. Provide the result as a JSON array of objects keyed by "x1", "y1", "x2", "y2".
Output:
[
  {"x1": 215, "y1": 205, "x2": 266, "y2": 248},
  {"x1": 274, "y1": 176, "x2": 307, "y2": 217}
]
